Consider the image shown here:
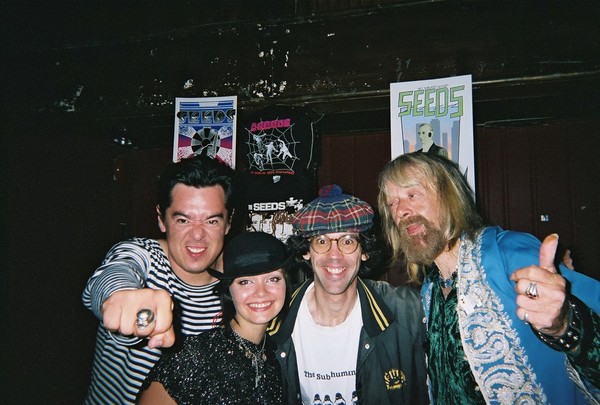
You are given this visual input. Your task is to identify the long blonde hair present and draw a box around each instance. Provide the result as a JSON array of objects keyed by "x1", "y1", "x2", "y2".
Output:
[{"x1": 377, "y1": 153, "x2": 483, "y2": 284}]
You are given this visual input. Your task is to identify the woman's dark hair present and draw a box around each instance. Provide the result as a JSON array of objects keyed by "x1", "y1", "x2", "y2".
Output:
[
  {"x1": 156, "y1": 155, "x2": 236, "y2": 219},
  {"x1": 215, "y1": 268, "x2": 292, "y2": 326},
  {"x1": 286, "y1": 228, "x2": 383, "y2": 278}
]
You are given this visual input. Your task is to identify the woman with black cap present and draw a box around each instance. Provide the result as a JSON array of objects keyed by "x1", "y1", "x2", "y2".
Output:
[{"x1": 138, "y1": 232, "x2": 291, "y2": 404}]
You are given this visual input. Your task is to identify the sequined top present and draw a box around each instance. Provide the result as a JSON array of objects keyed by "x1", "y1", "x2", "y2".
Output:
[{"x1": 140, "y1": 326, "x2": 284, "y2": 404}]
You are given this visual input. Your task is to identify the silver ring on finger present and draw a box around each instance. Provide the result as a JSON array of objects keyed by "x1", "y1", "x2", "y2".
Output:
[
  {"x1": 524, "y1": 311, "x2": 529, "y2": 324},
  {"x1": 525, "y1": 282, "x2": 539, "y2": 300},
  {"x1": 136, "y1": 309, "x2": 155, "y2": 329}
]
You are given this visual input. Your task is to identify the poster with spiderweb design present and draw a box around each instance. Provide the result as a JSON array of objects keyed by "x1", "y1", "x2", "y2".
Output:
[
  {"x1": 173, "y1": 96, "x2": 237, "y2": 168},
  {"x1": 240, "y1": 106, "x2": 321, "y2": 243}
]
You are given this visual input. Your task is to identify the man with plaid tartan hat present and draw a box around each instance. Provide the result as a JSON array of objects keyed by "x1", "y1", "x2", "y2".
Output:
[{"x1": 268, "y1": 185, "x2": 428, "y2": 404}]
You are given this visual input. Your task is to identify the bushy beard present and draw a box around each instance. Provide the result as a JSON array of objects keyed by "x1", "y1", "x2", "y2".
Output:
[{"x1": 397, "y1": 215, "x2": 447, "y2": 265}]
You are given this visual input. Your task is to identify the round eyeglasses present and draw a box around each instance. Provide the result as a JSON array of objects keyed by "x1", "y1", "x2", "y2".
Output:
[{"x1": 309, "y1": 234, "x2": 360, "y2": 254}]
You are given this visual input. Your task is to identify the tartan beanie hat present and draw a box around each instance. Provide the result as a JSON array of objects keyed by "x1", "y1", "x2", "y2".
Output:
[{"x1": 292, "y1": 184, "x2": 374, "y2": 237}]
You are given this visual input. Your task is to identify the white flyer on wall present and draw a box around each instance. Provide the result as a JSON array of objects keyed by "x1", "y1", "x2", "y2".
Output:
[
  {"x1": 390, "y1": 74, "x2": 474, "y2": 191},
  {"x1": 173, "y1": 96, "x2": 237, "y2": 168}
]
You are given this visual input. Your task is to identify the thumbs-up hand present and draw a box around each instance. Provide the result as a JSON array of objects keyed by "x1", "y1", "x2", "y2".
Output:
[{"x1": 510, "y1": 234, "x2": 569, "y2": 336}]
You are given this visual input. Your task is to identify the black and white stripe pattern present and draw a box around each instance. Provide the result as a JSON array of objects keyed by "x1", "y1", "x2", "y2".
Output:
[{"x1": 83, "y1": 238, "x2": 221, "y2": 404}]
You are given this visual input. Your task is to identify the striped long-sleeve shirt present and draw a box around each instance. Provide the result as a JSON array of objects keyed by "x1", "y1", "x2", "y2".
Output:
[{"x1": 82, "y1": 238, "x2": 221, "y2": 404}]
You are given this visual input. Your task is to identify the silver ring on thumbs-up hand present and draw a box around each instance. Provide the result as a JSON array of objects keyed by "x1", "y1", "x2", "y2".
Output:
[{"x1": 525, "y1": 282, "x2": 539, "y2": 300}]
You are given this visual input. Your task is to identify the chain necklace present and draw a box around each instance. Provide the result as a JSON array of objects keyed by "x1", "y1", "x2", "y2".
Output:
[{"x1": 231, "y1": 327, "x2": 267, "y2": 387}]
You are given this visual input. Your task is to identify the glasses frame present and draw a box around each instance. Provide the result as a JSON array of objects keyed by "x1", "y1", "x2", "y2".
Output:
[{"x1": 309, "y1": 234, "x2": 360, "y2": 255}]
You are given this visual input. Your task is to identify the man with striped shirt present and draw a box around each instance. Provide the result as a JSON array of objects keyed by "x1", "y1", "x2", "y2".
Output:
[{"x1": 83, "y1": 156, "x2": 236, "y2": 404}]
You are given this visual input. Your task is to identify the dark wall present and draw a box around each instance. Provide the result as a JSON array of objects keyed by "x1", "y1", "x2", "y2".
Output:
[
  {"x1": 2, "y1": 1, "x2": 599, "y2": 403},
  {"x1": 475, "y1": 120, "x2": 600, "y2": 280},
  {"x1": 316, "y1": 123, "x2": 600, "y2": 282},
  {"x1": 2, "y1": 120, "x2": 122, "y2": 403}
]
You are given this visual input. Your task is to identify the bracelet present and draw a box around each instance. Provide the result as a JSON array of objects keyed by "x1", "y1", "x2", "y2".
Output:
[
  {"x1": 108, "y1": 330, "x2": 143, "y2": 347},
  {"x1": 532, "y1": 299, "x2": 582, "y2": 352}
]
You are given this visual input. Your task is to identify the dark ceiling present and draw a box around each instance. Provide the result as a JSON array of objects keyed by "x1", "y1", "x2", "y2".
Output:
[{"x1": 2, "y1": 1, "x2": 600, "y2": 144}]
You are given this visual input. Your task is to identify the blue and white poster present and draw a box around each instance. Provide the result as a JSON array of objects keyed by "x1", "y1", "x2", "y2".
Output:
[
  {"x1": 390, "y1": 75, "x2": 475, "y2": 191},
  {"x1": 173, "y1": 96, "x2": 237, "y2": 168}
]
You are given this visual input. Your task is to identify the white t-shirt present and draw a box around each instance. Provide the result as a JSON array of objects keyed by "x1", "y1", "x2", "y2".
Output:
[{"x1": 292, "y1": 283, "x2": 362, "y2": 405}]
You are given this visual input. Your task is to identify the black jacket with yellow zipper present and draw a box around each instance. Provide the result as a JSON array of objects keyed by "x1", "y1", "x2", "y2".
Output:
[{"x1": 267, "y1": 278, "x2": 429, "y2": 404}]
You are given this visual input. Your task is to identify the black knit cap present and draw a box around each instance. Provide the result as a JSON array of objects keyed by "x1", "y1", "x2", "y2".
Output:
[{"x1": 208, "y1": 232, "x2": 292, "y2": 280}]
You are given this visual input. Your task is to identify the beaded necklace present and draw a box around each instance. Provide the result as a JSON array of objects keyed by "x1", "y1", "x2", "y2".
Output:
[
  {"x1": 231, "y1": 328, "x2": 267, "y2": 387},
  {"x1": 439, "y1": 270, "x2": 458, "y2": 289}
]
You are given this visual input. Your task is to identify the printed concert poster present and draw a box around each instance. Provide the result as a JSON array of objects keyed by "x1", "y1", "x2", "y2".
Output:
[
  {"x1": 390, "y1": 74, "x2": 475, "y2": 191},
  {"x1": 239, "y1": 105, "x2": 320, "y2": 242},
  {"x1": 173, "y1": 96, "x2": 237, "y2": 168}
]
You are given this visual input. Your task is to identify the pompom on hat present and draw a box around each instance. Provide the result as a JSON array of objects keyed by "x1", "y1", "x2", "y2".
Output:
[{"x1": 292, "y1": 184, "x2": 374, "y2": 237}]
